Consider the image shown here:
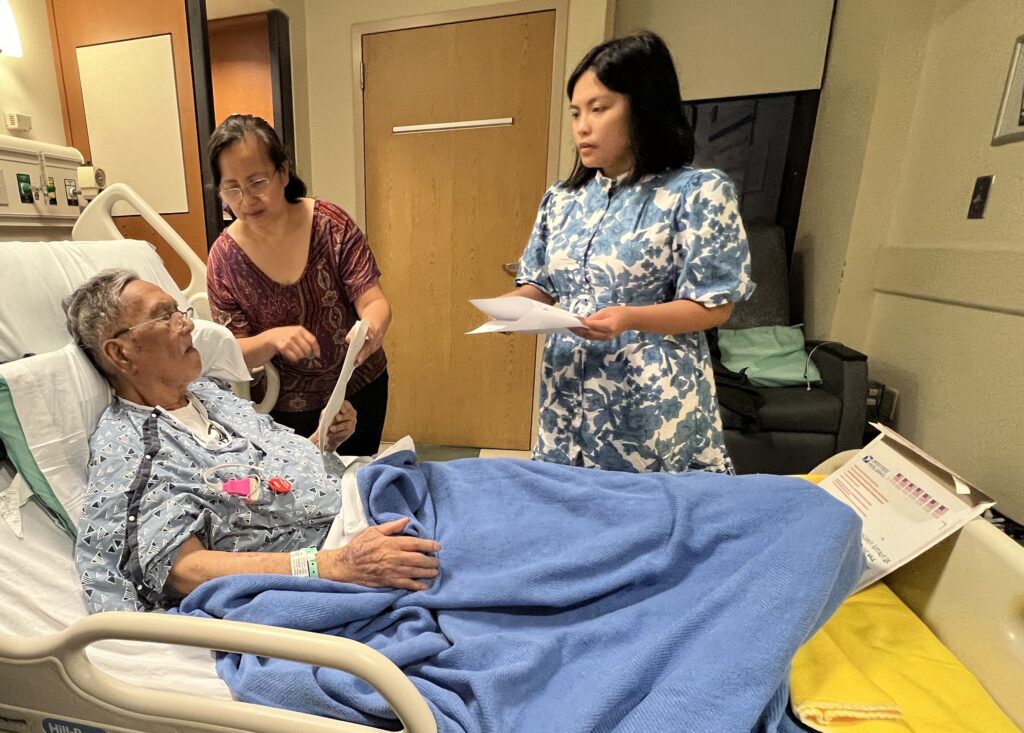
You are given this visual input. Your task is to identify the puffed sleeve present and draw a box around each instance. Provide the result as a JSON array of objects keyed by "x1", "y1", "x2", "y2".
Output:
[
  {"x1": 207, "y1": 238, "x2": 254, "y2": 337},
  {"x1": 514, "y1": 187, "x2": 558, "y2": 298},
  {"x1": 673, "y1": 170, "x2": 755, "y2": 306}
]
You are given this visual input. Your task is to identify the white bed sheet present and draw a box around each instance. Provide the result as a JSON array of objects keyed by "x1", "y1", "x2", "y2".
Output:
[{"x1": 0, "y1": 461, "x2": 231, "y2": 700}]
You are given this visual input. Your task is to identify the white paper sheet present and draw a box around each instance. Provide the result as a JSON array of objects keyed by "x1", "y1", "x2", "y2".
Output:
[
  {"x1": 316, "y1": 320, "x2": 368, "y2": 452},
  {"x1": 467, "y1": 296, "x2": 583, "y2": 334},
  {"x1": 818, "y1": 424, "x2": 994, "y2": 591}
]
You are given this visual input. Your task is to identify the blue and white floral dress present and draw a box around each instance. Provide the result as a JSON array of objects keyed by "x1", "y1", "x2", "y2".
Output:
[{"x1": 516, "y1": 167, "x2": 754, "y2": 473}]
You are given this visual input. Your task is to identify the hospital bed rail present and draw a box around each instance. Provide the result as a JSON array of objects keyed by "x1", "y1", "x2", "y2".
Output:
[
  {"x1": 0, "y1": 611, "x2": 437, "y2": 733},
  {"x1": 72, "y1": 184, "x2": 209, "y2": 319},
  {"x1": 888, "y1": 517, "x2": 1024, "y2": 724},
  {"x1": 71, "y1": 183, "x2": 280, "y2": 413}
]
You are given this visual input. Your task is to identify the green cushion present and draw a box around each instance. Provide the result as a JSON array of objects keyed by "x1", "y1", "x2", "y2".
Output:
[
  {"x1": 718, "y1": 325, "x2": 821, "y2": 388},
  {"x1": 0, "y1": 378, "x2": 76, "y2": 537}
]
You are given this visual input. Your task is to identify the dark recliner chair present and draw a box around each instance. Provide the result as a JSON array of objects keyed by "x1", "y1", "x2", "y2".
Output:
[{"x1": 715, "y1": 223, "x2": 868, "y2": 475}]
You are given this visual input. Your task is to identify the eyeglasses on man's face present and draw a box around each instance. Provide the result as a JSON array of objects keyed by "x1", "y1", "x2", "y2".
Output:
[
  {"x1": 111, "y1": 306, "x2": 195, "y2": 339},
  {"x1": 218, "y1": 171, "x2": 277, "y2": 205}
]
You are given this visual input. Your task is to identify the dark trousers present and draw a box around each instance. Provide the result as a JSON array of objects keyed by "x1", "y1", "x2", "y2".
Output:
[{"x1": 271, "y1": 370, "x2": 389, "y2": 457}]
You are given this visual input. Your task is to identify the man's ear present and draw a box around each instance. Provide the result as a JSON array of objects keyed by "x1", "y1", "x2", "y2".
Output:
[{"x1": 101, "y1": 338, "x2": 132, "y2": 375}]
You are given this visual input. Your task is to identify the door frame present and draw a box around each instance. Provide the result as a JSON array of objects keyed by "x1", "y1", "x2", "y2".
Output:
[
  {"x1": 185, "y1": 0, "x2": 220, "y2": 250},
  {"x1": 267, "y1": 10, "x2": 296, "y2": 166},
  {"x1": 351, "y1": 0, "x2": 569, "y2": 448}
]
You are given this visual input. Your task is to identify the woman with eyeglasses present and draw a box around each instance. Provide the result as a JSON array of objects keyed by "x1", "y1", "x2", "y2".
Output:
[{"x1": 206, "y1": 114, "x2": 391, "y2": 456}]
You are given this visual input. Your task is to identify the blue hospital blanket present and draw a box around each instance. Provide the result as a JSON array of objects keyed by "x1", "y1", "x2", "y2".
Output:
[{"x1": 178, "y1": 449, "x2": 863, "y2": 732}]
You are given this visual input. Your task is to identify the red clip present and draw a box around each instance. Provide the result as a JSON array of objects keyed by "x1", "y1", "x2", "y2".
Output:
[{"x1": 268, "y1": 477, "x2": 292, "y2": 494}]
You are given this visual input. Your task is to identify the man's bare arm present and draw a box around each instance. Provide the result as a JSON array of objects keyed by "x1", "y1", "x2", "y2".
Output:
[{"x1": 167, "y1": 517, "x2": 441, "y2": 595}]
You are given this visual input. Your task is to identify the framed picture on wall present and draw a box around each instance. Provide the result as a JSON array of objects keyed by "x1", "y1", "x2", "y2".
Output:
[{"x1": 992, "y1": 34, "x2": 1024, "y2": 145}]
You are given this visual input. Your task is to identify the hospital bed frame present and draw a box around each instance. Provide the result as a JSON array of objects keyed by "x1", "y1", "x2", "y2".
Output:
[
  {"x1": 1, "y1": 189, "x2": 1021, "y2": 731},
  {"x1": 72, "y1": 183, "x2": 281, "y2": 414},
  {"x1": 0, "y1": 518, "x2": 1021, "y2": 732},
  {"x1": 887, "y1": 518, "x2": 1024, "y2": 723},
  {"x1": 0, "y1": 612, "x2": 436, "y2": 732}
]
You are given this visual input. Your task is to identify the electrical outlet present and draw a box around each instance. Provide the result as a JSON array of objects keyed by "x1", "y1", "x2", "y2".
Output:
[
  {"x1": 967, "y1": 175, "x2": 993, "y2": 219},
  {"x1": 879, "y1": 387, "x2": 899, "y2": 423},
  {"x1": 866, "y1": 380, "x2": 885, "y2": 407},
  {"x1": 3, "y1": 112, "x2": 31, "y2": 132}
]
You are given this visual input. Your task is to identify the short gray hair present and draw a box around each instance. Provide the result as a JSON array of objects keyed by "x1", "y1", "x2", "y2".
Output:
[{"x1": 62, "y1": 268, "x2": 139, "y2": 373}]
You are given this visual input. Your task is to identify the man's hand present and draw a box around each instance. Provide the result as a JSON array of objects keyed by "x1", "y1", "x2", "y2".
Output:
[
  {"x1": 270, "y1": 325, "x2": 320, "y2": 362},
  {"x1": 326, "y1": 400, "x2": 357, "y2": 452},
  {"x1": 308, "y1": 400, "x2": 357, "y2": 452},
  {"x1": 570, "y1": 306, "x2": 633, "y2": 341},
  {"x1": 319, "y1": 517, "x2": 441, "y2": 591}
]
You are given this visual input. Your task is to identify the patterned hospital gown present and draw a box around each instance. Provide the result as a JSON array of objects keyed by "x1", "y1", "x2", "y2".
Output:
[
  {"x1": 516, "y1": 168, "x2": 754, "y2": 473},
  {"x1": 76, "y1": 379, "x2": 346, "y2": 613}
]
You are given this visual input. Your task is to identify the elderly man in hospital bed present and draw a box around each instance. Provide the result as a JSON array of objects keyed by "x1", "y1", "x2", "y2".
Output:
[
  {"x1": 66, "y1": 269, "x2": 440, "y2": 613},
  {"x1": 63, "y1": 269, "x2": 866, "y2": 731}
]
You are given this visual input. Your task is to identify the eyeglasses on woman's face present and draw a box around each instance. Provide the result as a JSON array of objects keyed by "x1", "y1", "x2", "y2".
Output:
[
  {"x1": 218, "y1": 170, "x2": 277, "y2": 205},
  {"x1": 111, "y1": 306, "x2": 195, "y2": 339}
]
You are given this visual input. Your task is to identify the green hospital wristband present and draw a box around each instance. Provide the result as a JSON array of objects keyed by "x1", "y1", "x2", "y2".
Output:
[{"x1": 304, "y1": 546, "x2": 320, "y2": 579}]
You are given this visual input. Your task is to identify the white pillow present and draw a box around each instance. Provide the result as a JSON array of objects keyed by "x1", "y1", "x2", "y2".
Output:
[
  {"x1": 192, "y1": 320, "x2": 251, "y2": 384},
  {"x1": 0, "y1": 239, "x2": 186, "y2": 362},
  {"x1": 0, "y1": 320, "x2": 250, "y2": 538},
  {"x1": 0, "y1": 462, "x2": 32, "y2": 538}
]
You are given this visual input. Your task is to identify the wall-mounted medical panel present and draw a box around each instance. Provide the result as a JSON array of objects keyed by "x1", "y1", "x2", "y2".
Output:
[{"x1": 0, "y1": 136, "x2": 85, "y2": 227}]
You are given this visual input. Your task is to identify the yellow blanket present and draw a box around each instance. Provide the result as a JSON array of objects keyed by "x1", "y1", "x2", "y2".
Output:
[{"x1": 790, "y1": 582, "x2": 1020, "y2": 732}]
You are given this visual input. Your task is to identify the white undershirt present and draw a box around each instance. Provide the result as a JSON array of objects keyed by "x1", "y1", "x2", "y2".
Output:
[
  {"x1": 168, "y1": 396, "x2": 231, "y2": 449},
  {"x1": 122, "y1": 393, "x2": 231, "y2": 449}
]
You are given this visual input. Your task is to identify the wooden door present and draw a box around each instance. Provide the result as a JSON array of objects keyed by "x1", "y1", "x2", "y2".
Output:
[
  {"x1": 208, "y1": 13, "x2": 275, "y2": 128},
  {"x1": 47, "y1": 0, "x2": 213, "y2": 287},
  {"x1": 362, "y1": 12, "x2": 556, "y2": 449}
]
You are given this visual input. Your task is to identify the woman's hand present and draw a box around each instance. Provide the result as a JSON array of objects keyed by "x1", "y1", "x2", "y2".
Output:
[
  {"x1": 319, "y1": 517, "x2": 441, "y2": 591},
  {"x1": 571, "y1": 306, "x2": 634, "y2": 341},
  {"x1": 309, "y1": 400, "x2": 357, "y2": 452},
  {"x1": 348, "y1": 322, "x2": 384, "y2": 367},
  {"x1": 351, "y1": 285, "x2": 392, "y2": 366},
  {"x1": 269, "y1": 325, "x2": 320, "y2": 362}
]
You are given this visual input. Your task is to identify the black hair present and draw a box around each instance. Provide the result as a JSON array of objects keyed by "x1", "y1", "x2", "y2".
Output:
[
  {"x1": 563, "y1": 31, "x2": 695, "y2": 190},
  {"x1": 207, "y1": 114, "x2": 307, "y2": 203}
]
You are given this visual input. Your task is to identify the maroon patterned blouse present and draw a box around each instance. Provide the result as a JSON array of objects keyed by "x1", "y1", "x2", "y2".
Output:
[{"x1": 207, "y1": 199, "x2": 387, "y2": 413}]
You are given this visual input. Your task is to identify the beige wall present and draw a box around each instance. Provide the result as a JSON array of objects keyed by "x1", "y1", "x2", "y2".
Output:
[
  {"x1": 794, "y1": 1, "x2": 935, "y2": 341},
  {"x1": 0, "y1": 0, "x2": 65, "y2": 144},
  {"x1": 302, "y1": 0, "x2": 613, "y2": 216},
  {"x1": 797, "y1": 0, "x2": 1024, "y2": 522},
  {"x1": 613, "y1": 0, "x2": 834, "y2": 100}
]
